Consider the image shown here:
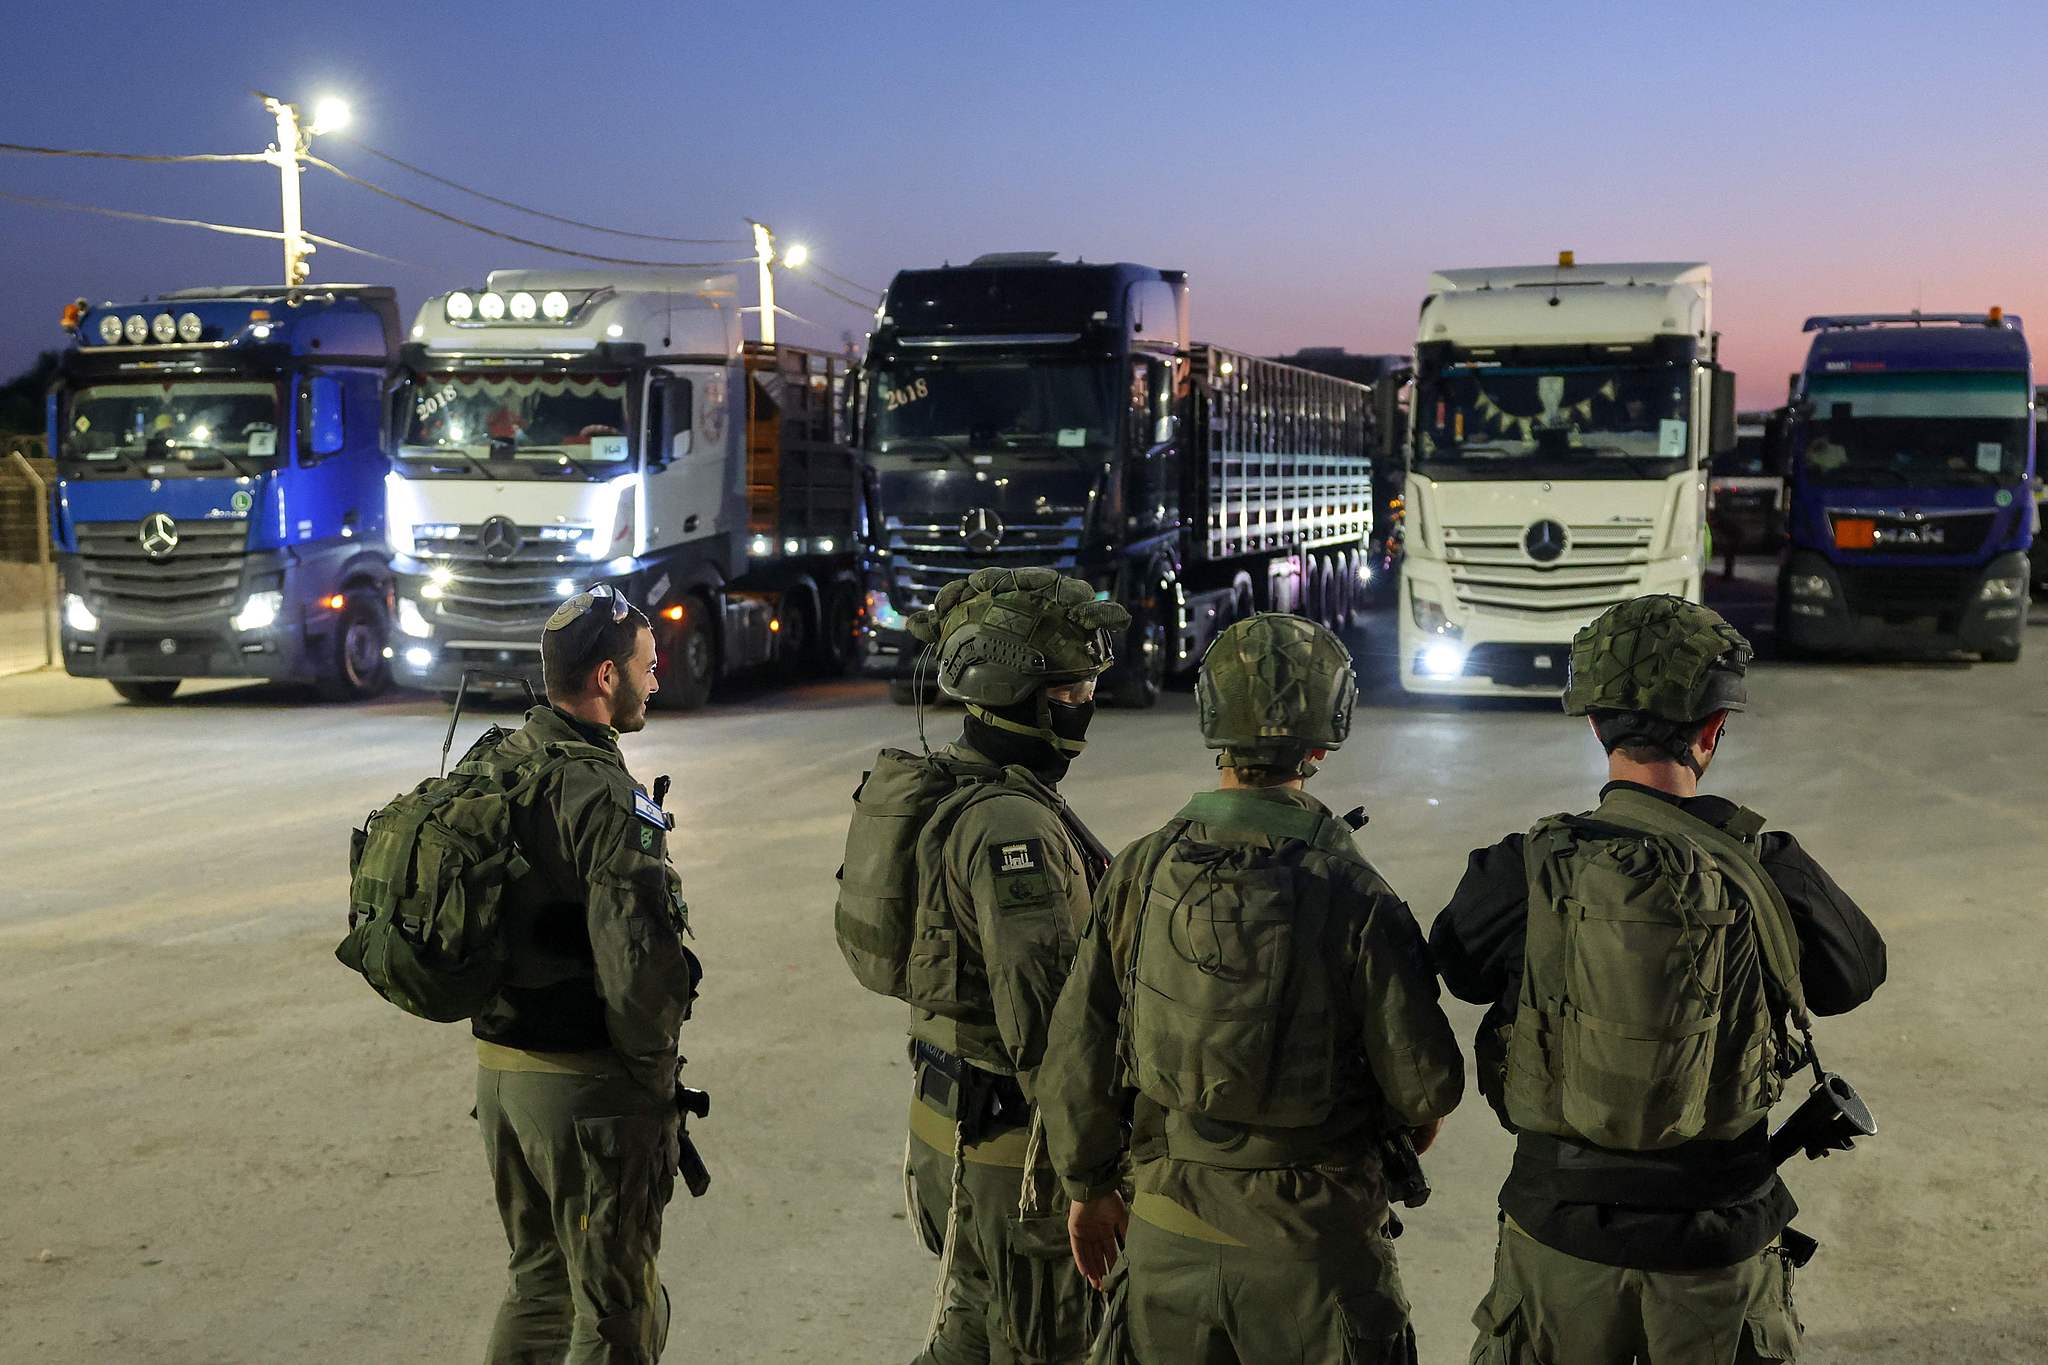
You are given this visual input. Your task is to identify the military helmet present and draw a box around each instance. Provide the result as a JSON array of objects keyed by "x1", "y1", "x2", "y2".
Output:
[
  {"x1": 908, "y1": 566, "x2": 1130, "y2": 708},
  {"x1": 1196, "y1": 613, "x2": 1356, "y2": 771},
  {"x1": 1562, "y1": 594, "x2": 1752, "y2": 722}
]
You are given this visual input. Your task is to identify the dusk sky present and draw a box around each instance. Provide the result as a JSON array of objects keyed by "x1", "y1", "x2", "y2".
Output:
[{"x1": 5, "y1": 1, "x2": 2046, "y2": 405}]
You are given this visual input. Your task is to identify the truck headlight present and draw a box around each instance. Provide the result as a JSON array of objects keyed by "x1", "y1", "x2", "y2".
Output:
[
  {"x1": 1788, "y1": 573, "x2": 1835, "y2": 601},
  {"x1": 232, "y1": 591, "x2": 283, "y2": 632},
  {"x1": 1420, "y1": 641, "x2": 1467, "y2": 678},
  {"x1": 1979, "y1": 577, "x2": 2024, "y2": 602},
  {"x1": 868, "y1": 590, "x2": 906, "y2": 631},
  {"x1": 64, "y1": 594, "x2": 98, "y2": 632},
  {"x1": 1409, "y1": 591, "x2": 1460, "y2": 637},
  {"x1": 397, "y1": 597, "x2": 432, "y2": 637}
]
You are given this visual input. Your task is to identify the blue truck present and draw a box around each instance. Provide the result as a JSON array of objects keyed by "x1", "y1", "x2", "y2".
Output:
[
  {"x1": 1779, "y1": 311, "x2": 2034, "y2": 662},
  {"x1": 48, "y1": 286, "x2": 400, "y2": 702}
]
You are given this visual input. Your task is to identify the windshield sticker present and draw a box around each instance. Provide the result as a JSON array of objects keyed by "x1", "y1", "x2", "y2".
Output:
[
  {"x1": 1977, "y1": 442, "x2": 2004, "y2": 473},
  {"x1": 73, "y1": 416, "x2": 89, "y2": 432},
  {"x1": 589, "y1": 434, "x2": 628, "y2": 461},
  {"x1": 248, "y1": 429, "x2": 276, "y2": 457},
  {"x1": 883, "y1": 377, "x2": 930, "y2": 412},
  {"x1": 1996, "y1": 489, "x2": 2015, "y2": 507},
  {"x1": 1658, "y1": 419, "x2": 1687, "y2": 456},
  {"x1": 231, "y1": 490, "x2": 253, "y2": 513},
  {"x1": 1057, "y1": 427, "x2": 1086, "y2": 447}
]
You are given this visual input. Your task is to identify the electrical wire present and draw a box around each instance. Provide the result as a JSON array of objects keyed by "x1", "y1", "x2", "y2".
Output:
[
  {"x1": 789, "y1": 273, "x2": 880, "y2": 314},
  {"x1": 0, "y1": 140, "x2": 271, "y2": 165},
  {"x1": 810, "y1": 260, "x2": 883, "y2": 297},
  {"x1": 334, "y1": 138, "x2": 749, "y2": 246},
  {"x1": 301, "y1": 154, "x2": 751, "y2": 269},
  {"x1": 0, "y1": 188, "x2": 414, "y2": 265}
]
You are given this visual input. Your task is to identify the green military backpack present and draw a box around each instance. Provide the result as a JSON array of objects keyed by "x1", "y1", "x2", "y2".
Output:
[
  {"x1": 834, "y1": 748, "x2": 1005, "y2": 1000},
  {"x1": 1504, "y1": 788, "x2": 1807, "y2": 1150},
  {"x1": 338, "y1": 733, "x2": 608, "y2": 1023},
  {"x1": 1120, "y1": 796, "x2": 1350, "y2": 1128}
]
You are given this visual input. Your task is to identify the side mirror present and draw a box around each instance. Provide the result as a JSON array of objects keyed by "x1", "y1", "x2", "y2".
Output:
[
  {"x1": 654, "y1": 376, "x2": 695, "y2": 465},
  {"x1": 303, "y1": 375, "x2": 345, "y2": 459},
  {"x1": 1153, "y1": 412, "x2": 1179, "y2": 447},
  {"x1": 1710, "y1": 370, "x2": 1738, "y2": 456}
]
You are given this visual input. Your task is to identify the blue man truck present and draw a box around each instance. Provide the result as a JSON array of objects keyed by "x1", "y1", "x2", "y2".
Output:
[
  {"x1": 1778, "y1": 312, "x2": 2034, "y2": 661},
  {"x1": 49, "y1": 286, "x2": 400, "y2": 702}
]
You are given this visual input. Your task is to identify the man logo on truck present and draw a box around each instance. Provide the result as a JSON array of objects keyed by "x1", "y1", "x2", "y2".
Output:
[{"x1": 139, "y1": 512, "x2": 179, "y2": 560}]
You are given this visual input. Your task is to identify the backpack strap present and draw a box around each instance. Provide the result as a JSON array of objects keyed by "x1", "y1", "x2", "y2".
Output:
[{"x1": 1593, "y1": 789, "x2": 1808, "y2": 1026}]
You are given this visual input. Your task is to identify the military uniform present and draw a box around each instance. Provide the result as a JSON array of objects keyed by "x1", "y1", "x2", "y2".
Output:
[
  {"x1": 1428, "y1": 596, "x2": 1886, "y2": 1365},
  {"x1": 1039, "y1": 614, "x2": 1466, "y2": 1365},
  {"x1": 885, "y1": 567, "x2": 1131, "y2": 1365},
  {"x1": 470, "y1": 704, "x2": 699, "y2": 1365}
]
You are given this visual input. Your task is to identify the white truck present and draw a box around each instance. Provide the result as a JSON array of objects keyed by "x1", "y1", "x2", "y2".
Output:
[
  {"x1": 385, "y1": 269, "x2": 870, "y2": 708},
  {"x1": 1398, "y1": 257, "x2": 1736, "y2": 696}
]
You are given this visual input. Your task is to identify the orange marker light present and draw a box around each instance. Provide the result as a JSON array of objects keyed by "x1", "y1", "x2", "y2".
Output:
[
  {"x1": 769, "y1": 618, "x2": 782, "y2": 633},
  {"x1": 1988, "y1": 306, "x2": 2005, "y2": 326},
  {"x1": 60, "y1": 301, "x2": 85, "y2": 332},
  {"x1": 321, "y1": 593, "x2": 347, "y2": 610},
  {"x1": 1558, "y1": 250, "x2": 1576, "y2": 268},
  {"x1": 661, "y1": 604, "x2": 685, "y2": 622}
]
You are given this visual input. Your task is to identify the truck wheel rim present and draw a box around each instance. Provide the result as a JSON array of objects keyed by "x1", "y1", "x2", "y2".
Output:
[{"x1": 343, "y1": 617, "x2": 381, "y2": 686}]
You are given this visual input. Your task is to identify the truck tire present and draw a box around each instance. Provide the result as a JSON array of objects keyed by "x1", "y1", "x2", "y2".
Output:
[
  {"x1": 813, "y1": 579, "x2": 866, "y2": 676},
  {"x1": 314, "y1": 593, "x2": 391, "y2": 702},
  {"x1": 775, "y1": 593, "x2": 814, "y2": 679},
  {"x1": 654, "y1": 597, "x2": 717, "y2": 711},
  {"x1": 1338, "y1": 551, "x2": 1361, "y2": 627},
  {"x1": 112, "y1": 680, "x2": 179, "y2": 704},
  {"x1": 1107, "y1": 602, "x2": 1166, "y2": 709}
]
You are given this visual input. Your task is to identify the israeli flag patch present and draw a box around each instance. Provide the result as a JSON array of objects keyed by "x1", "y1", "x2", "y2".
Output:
[{"x1": 633, "y1": 789, "x2": 668, "y2": 829}]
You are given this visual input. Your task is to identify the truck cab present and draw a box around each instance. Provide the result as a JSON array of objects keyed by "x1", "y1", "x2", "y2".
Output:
[
  {"x1": 387, "y1": 270, "x2": 868, "y2": 707},
  {"x1": 1399, "y1": 259, "x2": 1735, "y2": 695},
  {"x1": 1779, "y1": 312, "x2": 2034, "y2": 661},
  {"x1": 49, "y1": 287, "x2": 399, "y2": 703},
  {"x1": 859, "y1": 254, "x2": 1189, "y2": 703}
]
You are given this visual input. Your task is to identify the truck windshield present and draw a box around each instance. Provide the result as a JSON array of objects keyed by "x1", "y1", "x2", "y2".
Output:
[
  {"x1": 399, "y1": 371, "x2": 632, "y2": 479},
  {"x1": 1801, "y1": 372, "x2": 2030, "y2": 487},
  {"x1": 61, "y1": 380, "x2": 279, "y2": 478},
  {"x1": 1413, "y1": 363, "x2": 1691, "y2": 480},
  {"x1": 865, "y1": 357, "x2": 1115, "y2": 461}
]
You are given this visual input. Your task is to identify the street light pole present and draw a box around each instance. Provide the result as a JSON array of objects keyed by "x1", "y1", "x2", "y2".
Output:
[
  {"x1": 259, "y1": 94, "x2": 309, "y2": 287},
  {"x1": 750, "y1": 220, "x2": 778, "y2": 346},
  {"x1": 255, "y1": 91, "x2": 349, "y2": 287}
]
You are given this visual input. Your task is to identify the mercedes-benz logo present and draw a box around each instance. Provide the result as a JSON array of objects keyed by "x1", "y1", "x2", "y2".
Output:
[
  {"x1": 478, "y1": 516, "x2": 522, "y2": 561},
  {"x1": 139, "y1": 512, "x2": 179, "y2": 560},
  {"x1": 1523, "y1": 518, "x2": 1570, "y2": 564},
  {"x1": 960, "y1": 507, "x2": 1005, "y2": 554}
]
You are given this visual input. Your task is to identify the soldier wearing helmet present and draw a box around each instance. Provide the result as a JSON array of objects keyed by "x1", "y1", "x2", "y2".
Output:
[
  {"x1": 1038, "y1": 613, "x2": 1464, "y2": 1365},
  {"x1": 890, "y1": 567, "x2": 1129, "y2": 1365},
  {"x1": 1430, "y1": 595, "x2": 1887, "y2": 1365}
]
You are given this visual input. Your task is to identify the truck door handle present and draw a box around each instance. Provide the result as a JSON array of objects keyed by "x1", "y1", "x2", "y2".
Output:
[{"x1": 683, "y1": 515, "x2": 699, "y2": 533}]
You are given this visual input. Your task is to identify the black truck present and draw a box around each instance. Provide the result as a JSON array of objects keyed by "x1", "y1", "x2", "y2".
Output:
[{"x1": 859, "y1": 253, "x2": 1383, "y2": 706}]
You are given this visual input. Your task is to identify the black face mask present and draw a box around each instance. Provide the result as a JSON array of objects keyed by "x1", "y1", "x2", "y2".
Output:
[
  {"x1": 1048, "y1": 698, "x2": 1095, "y2": 749},
  {"x1": 962, "y1": 696, "x2": 1086, "y2": 786}
]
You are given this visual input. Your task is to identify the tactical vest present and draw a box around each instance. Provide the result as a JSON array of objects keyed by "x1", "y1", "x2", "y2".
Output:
[
  {"x1": 1118, "y1": 793, "x2": 1360, "y2": 1139},
  {"x1": 1504, "y1": 788, "x2": 1806, "y2": 1151},
  {"x1": 338, "y1": 735, "x2": 614, "y2": 1023}
]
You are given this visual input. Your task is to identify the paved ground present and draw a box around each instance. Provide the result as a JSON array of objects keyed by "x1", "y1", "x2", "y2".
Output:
[
  {"x1": 0, "y1": 605, "x2": 56, "y2": 676},
  {"x1": 3, "y1": 574, "x2": 2045, "y2": 1364}
]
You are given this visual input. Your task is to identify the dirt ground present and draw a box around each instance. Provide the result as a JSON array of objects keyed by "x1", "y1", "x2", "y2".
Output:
[{"x1": 2, "y1": 589, "x2": 2044, "y2": 1364}]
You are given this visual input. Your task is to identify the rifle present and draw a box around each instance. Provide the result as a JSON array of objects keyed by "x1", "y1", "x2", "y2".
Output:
[
  {"x1": 675, "y1": 1082, "x2": 712, "y2": 1198},
  {"x1": 1769, "y1": 1072, "x2": 1875, "y2": 1167}
]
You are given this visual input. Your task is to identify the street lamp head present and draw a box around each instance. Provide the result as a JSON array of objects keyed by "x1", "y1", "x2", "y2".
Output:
[
  {"x1": 780, "y1": 242, "x2": 810, "y2": 270},
  {"x1": 309, "y1": 96, "x2": 352, "y2": 137}
]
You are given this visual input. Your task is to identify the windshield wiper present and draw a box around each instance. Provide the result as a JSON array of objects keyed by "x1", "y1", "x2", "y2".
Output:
[
  {"x1": 403, "y1": 443, "x2": 495, "y2": 479},
  {"x1": 1824, "y1": 465, "x2": 1912, "y2": 485},
  {"x1": 1572, "y1": 446, "x2": 1669, "y2": 477},
  {"x1": 152, "y1": 439, "x2": 265, "y2": 480},
  {"x1": 878, "y1": 436, "x2": 973, "y2": 465},
  {"x1": 518, "y1": 445, "x2": 620, "y2": 480}
]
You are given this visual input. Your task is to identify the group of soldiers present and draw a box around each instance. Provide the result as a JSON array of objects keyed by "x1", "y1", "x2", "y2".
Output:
[{"x1": 344, "y1": 564, "x2": 1886, "y2": 1364}]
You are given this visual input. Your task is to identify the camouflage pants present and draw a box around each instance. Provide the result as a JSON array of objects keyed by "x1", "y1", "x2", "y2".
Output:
[
  {"x1": 1108, "y1": 1212, "x2": 1415, "y2": 1365},
  {"x1": 477, "y1": 1065, "x2": 678, "y2": 1365},
  {"x1": 1467, "y1": 1219, "x2": 1802, "y2": 1364},
  {"x1": 907, "y1": 1084, "x2": 1096, "y2": 1364}
]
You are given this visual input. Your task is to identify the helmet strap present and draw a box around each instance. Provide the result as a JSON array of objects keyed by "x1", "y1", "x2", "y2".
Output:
[{"x1": 965, "y1": 701, "x2": 1085, "y2": 755}]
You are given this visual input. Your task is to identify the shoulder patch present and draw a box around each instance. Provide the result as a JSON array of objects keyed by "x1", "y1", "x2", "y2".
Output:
[
  {"x1": 989, "y1": 837, "x2": 1046, "y2": 878},
  {"x1": 632, "y1": 789, "x2": 668, "y2": 829}
]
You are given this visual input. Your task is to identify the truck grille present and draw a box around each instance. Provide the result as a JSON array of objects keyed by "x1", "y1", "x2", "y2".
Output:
[
  {"x1": 882, "y1": 516, "x2": 1084, "y2": 610},
  {"x1": 75, "y1": 519, "x2": 247, "y2": 618},
  {"x1": 1442, "y1": 521, "x2": 1654, "y2": 617},
  {"x1": 416, "y1": 521, "x2": 591, "y2": 632},
  {"x1": 1828, "y1": 510, "x2": 1995, "y2": 557}
]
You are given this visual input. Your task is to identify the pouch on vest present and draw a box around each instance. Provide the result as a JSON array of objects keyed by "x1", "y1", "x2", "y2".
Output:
[
  {"x1": 1122, "y1": 825, "x2": 1337, "y2": 1127},
  {"x1": 1505, "y1": 793, "x2": 1799, "y2": 1150},
  {"x1": 337, "y1": 741, "x2": 596, "y2": 1023},
  {"x1": 833, "y1": 748, "x2": 1000, "y2": 1000}
]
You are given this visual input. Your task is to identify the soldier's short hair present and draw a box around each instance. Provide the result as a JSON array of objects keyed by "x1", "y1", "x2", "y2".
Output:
[{"x1": 542, "y1": 587, "x2": 651, "y2": 701}]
